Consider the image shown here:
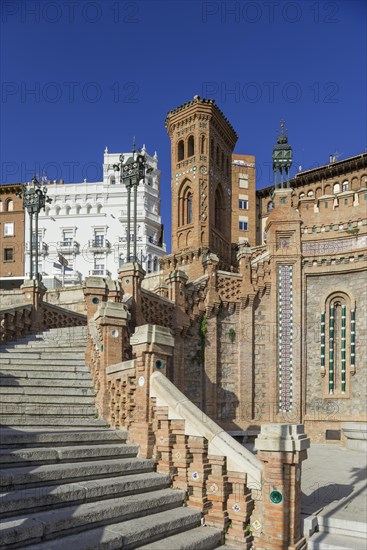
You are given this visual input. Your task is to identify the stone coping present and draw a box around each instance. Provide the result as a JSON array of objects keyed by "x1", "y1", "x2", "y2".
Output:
[
  {"x1": 150, "y1": 371, "x2": 262, "y2": 485},
  {"x1": 106, "y1": 359, "x2": 135, "y2": 376}
]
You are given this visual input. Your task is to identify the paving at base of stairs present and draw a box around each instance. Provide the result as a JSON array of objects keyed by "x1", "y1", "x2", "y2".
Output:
[
  {"x1": 302, "y1": 444, "x2": 367, "y2": 549},
  {"x1": 0, "y1": 327, "x2": 234, "y2": 549}
]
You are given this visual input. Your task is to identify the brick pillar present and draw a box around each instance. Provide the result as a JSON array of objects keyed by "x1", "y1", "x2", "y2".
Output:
[
  {"x1": 21, "y1": 279, "x2": 46, "y2": 333},
  {"x1": 118, "y1": 262, "x2": 145, "y2": 327},
  {"x1": 128, "y1": 324, "x2": 174, "y2": 458},
  {"x1": 252, "y1": 424, "x2": 310, "y2": 550},
  {"x1": 93, "y1": 302, "x2": 130, "y2": 420},
  {"x1": 205, "y1": 455, "x2": 230, "y2": 530},
  {"x1": 238, "y1": 242, "x2": 256, "y2": 424},
  {"x1": 165, "y1": 270, "x2": 189, "y2": 390},
  {"x1": 187, "y1": 436, "x2": 211, "y2": 514},
  {"x1": 107, "y1": 279, "x2": 123, "y2": 302},
  {"x1": 203, "y1": 252, "x2": 221, "y2": 421},
  {"x1": 226, "y1": 471, "x2": 254, "y2": 549},
  {"x1": 83, "y1": 277, "x2": 109, "y2": 366}
]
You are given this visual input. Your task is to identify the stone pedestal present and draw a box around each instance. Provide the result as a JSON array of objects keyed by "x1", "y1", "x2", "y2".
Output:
[{"x1": 252, "y1": 424, "x2": 310, "y2": 550}]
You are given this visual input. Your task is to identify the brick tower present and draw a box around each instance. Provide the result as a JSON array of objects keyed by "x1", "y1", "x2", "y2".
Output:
[{"x1": 165, "y1": 96, "x2": 238, "y2": 270}]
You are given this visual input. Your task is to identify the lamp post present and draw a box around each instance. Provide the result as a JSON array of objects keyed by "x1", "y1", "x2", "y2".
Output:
[
  {"x1": 113, "y1": 143, "x2": 149, "y2": 263},
  {"x1": 17, "y1": 176, "x2": 52, "y2": 281}
]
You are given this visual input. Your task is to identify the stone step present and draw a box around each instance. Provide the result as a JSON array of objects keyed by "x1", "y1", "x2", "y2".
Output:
[
  {"x1": 138, "y1": 525, "x2": 223, "y2": 549},
  {"x1": 0, "y1": 394, "x2": 96, "y2": 405},
  {"x1": 0, "y1": 359, "x2": 86, "y2": 366},
  {"x1": 0, "y1": 404, "x2": 97, "y2": 416},
  {"x1": 0, "y1": 428, "x2": 127, "y2": 448},
  {"x1": 0, "y1": 488, "x2": 184, "y2": 548},
  {"x1": 0, "y1": 471, "x2": 170, "y2": 517},
  {"x1": 0, "y1": 443, "x2": 138, "y2": 468},
  {"x1": 0, "y1": 387, "x2": 95, "y2": 397},
  {"x1": 0, "y1": 370, "x2": 91, "y2": 380},
  {"x1": 3, "y1": 345, "x2": 86, "y2": 352},
  {"x1": 0, "y1": 377, "x2": 93, "y2": 388},
  {"x1": 308, "y1": 532, "x2": 367, "y2": 549},
  {"x1": 0, "y1": 352, "x2": 85, "y2": 360},
  {"x1": 0, "y1": 415, "x2": 106, "y2": 428},
  {"x1": 23, "y1": 507, "x2": 201, "y2": 550},
  {"x1": 318, "y1": 514, "x2": 367, "y2": 538},
  {"x1": 0, "y1": 456, "x2": 155, "y2": 490},
  {"x1": 5, "y1": 341, "x2": 86, "y2": 348}
]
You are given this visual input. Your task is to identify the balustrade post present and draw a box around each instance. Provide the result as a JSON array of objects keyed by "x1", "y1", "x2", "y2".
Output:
[
  {"x1": 93, "y1": 302, "x2": 130, "y2": 421},
  {"x1": 128, "y1": 324, "x2": 174, "y2": 458},
  {"x1": 252, "y1": 424, "x2": 310, "y2": 550}
]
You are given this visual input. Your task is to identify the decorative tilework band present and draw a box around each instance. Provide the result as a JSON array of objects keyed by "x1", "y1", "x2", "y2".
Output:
[
  {"x1": 329, "y1": 305, "x2": 334, "y2": 394},
  {"x1": 278, "y1": 265, "x2": 293, "y2": 412}
]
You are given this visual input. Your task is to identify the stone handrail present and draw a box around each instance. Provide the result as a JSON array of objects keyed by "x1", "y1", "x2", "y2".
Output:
[{"x1": 150, "y1": 370, "x2": 262, "y2": 486}]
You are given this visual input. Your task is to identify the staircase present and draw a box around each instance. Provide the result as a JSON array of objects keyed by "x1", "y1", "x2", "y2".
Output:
[{"x1": 0, "y1": 327, "x2": 224, "y2": 549}]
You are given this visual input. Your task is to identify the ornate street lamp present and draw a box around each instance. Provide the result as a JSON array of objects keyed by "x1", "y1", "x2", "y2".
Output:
[
  {"x1": 113, "y1": 142, "x2": 150, "y2": 263},
  {"x1": 16, "y1": 176, "x2": 52, "y2": 281}
]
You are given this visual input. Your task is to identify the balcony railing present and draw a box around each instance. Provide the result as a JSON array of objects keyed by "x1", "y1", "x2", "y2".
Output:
[
  {"x1": 26, "y1": 242, "x2": 48, "y2": 255},
  {"x1": 57, "y1": 240, "x2": 80, "y2": 253},
  {"x1": 87, "y1": 239, "x2": 111, "y2": 251},
  {"x1": 89, "y1": 269, "x2": 111, "y2": 277}
]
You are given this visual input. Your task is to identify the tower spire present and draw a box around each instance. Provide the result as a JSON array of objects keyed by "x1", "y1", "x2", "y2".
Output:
[{"x1": 272, "y1": 120, "x2": 293, "y2": 188}]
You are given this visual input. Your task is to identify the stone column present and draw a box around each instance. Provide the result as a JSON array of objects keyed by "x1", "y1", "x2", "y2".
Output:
[
  {"x1": 252, "y1": 424, "x2": 310, "y2": 550},
  {"x1": 128, "y1": 324, "x2": 175, "y2": 458}
]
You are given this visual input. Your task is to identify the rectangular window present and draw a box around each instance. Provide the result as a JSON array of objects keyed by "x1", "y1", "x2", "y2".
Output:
[
  {"x1": 325, "y1": 202, "x2": 329, "y2": 208},
  {"x1": 239, "y1": 175, "x2": 248, "y2": 189},
  {"x1": 94, "y1": 232, "x2": 104, "y2": 247},
  {"x1": 344, "y1": 198, "x2": 348, "y2": 205},
  {"x1": 239, "y1": 221, "x2": 248, "y2": 231},
  {"x1": 4, "y1": 222, "x2": 14, "y2": 236},
  {"x1": 62, "y1": 230, "x2": 73, "y2": 246},
  {"x1": 3, "y1": 247, "x2": 14, "y2": 261},
  {"x1": 239, "y1": 199, "x2": 248, "y2": 210}
]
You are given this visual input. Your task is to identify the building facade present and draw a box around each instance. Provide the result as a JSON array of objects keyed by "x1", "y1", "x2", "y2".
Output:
[
  {"x1": 0, "y1": 184, "x2": 25, "y2": 289},
  {"x1": 148, "y1": 97, "x2": 367, "y2": 443},
  {"x1": 24, "y1": 148, "x2": 166, "y2": 286}
]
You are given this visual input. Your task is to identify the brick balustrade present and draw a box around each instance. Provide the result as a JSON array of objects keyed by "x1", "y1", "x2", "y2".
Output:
[{"x1": 85, "y1": 286, "x2": 310, "y2": 549}]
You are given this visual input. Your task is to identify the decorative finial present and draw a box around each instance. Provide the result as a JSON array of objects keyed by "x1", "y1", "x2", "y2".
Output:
[
  {"x1": 280, "y1": 119, "x2": 285, "y2": 134},
  {"x1": 132, "y1": 136, "x2": 136, "y2": 154},
  {"x1": 104, "y1": 146, "x2": 108, "y2": 154},
  {"x1": 154, "y1": 151, "x2": 158, "y2": 160}
]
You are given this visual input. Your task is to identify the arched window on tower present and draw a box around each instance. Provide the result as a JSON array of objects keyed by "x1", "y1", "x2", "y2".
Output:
[
  {"x1": 200, "y1": 135, "x2": 206, "y2": 155},
  {"x1": 187, "y1": 193, "x2": 192, "y2": 224},
  {"x1": 216, "y1": 146, "x2": 220, "y2": 165},
  {"x1": 210, "y1": 139, "x2": 214, "y2": 158},
  {"x1": 188, "y1": 135, "x2": 194, "y2": 157},
  {"x1": 6, "y1": 199, "x2": 14, "y2": 212},
  {"x1": 267, "y1": 201, "x2": 274, "y2": 212},
  {"x1": 178, "y1": 181, "x2": 193, "y2": 227},
  {"x1": 178, "y1": 140, "x2": 184, "y2": 161},
  {"x1": 215, "y1": 185, "x2": 224, "y2": 230}
]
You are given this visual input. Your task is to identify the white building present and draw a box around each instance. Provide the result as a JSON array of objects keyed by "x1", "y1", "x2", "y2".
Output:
[{"x1": 24, "y1": 147, "x2": 166, "y2": 287}]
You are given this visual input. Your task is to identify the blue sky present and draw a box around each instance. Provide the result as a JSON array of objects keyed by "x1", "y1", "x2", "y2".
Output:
[{"x1": 1, "y1": 0, "x2": 366, "y2": 248}]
